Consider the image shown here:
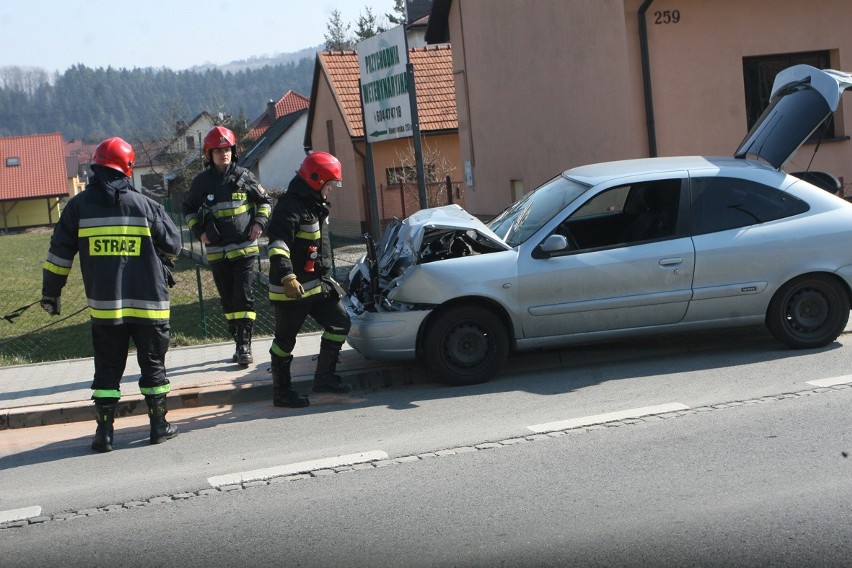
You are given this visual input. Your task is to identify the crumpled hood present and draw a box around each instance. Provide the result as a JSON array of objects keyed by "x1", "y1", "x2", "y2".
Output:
[{"x1": 375, "y1": 204, "x2": 509, "y2": 278}]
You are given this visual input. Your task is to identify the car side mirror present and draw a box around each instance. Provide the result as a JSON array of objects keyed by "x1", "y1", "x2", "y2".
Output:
[{"x1": 540, "y1": 234, "x2": 569, "y2": 254}]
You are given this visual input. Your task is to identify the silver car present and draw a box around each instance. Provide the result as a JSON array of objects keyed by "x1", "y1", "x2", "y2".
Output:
[{"x1": 344, "y1": 64, "x2": 852, "y2": 385}]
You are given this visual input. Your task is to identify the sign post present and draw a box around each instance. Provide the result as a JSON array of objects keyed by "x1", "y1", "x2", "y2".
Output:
[{"x1": 358, "y1": 26, "x2": 428, "y2": 212}]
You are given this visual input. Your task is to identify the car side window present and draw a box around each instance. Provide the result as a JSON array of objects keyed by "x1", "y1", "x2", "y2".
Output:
[
  {"x1": 690, "y1": 177, "x2": 809, "y2": 235},
  {"x1": 551, "y1": 179, "x2": 682, "y2": 252},
  {"x1": 571, "y1": 185, "x2": 630, "y2": 219}
]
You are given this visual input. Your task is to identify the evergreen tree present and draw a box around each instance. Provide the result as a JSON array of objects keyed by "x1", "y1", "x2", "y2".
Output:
[
  {"x1": 386, "y1": 0, "x2": 407, "y2": 25},
  {"x1": 354, "y1": 7, "x2": 386, "y2": 41},
  {"x1": 324, "y1": 10, "x2": 353, "y2": 50},
  {"x1": 0, "y1": 60, "x2": 314, "y2": 140}
]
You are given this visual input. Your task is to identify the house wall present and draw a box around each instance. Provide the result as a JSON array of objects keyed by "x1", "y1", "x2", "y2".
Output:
[
  {"x1": 310, "y1": 50, "x2": 462, "y2": 239},
  {"x1": 640, "y1": 0, "x2": 852, "y2": 180},
  {"x1": 256, "y1": 114, "x2": 309, "y2": 191},
  {"x1": 445, "y1": 0, "x2": 852, "y2": 217},
  {"x1": 368, "y1": 132, "x2": 462, "y2": 221},
  {"x1": 309, "y1": 70, "x2": 369, "y2": 239},
  {"x1": 130, "y1": 166, "x2": 154, "y2": 193},
  {"x1": 1, "y1": 197, "x2": 62, "y2": 230},
  {"x1": 170, "y1": 115, "x2": 215, "y2": 154},
  {"x1": 130, "y1": 114, "x2": 217, "y2": 198},
  {"x1": 449, "y1": 0, "x2": 641, "y2": 217},
  {"x1": 407, "y1": 27, "x2": 428, "y2": 49},
  {"x1": 68, "y1": 176, "x2": 85, "y2": 196}
]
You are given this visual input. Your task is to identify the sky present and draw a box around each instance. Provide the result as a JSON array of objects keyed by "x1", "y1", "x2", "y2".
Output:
[{"x1": 2, "y1": 0, "x2": 395, "y2": 73}]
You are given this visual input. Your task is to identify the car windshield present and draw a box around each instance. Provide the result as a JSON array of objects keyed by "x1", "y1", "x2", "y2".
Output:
[{"x1": 487, "y1": 174, "x2": 589, "y2": 246}]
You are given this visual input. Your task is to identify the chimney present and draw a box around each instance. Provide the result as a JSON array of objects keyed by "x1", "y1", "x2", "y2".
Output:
[{"x1": 267, "y1": 99, "x2": 276, "y2": 120}]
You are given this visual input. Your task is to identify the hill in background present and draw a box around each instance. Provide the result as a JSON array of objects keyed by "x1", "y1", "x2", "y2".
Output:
[
  {"x1": 0, "y1": 48, "x2": 320, "y2": 142},
  {"x1": 188, "y1": 46, "x2": 322, "y2": 73}
]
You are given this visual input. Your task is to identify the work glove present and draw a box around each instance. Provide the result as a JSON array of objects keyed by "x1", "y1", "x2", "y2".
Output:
[
  {"x1": 40, "y1": 296, "x2": 61, "y2": 316},
  {"x1": 281, "y1": 274, "x2": 304, "y2": 299}
]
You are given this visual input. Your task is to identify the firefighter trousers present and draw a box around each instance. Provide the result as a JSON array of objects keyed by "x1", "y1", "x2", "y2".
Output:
[
  {"x1": 272, "y1": 296, "x2": 350, "y2": 355},
  {"x1": 91, "y1": 322, "x2": 171, "y2": 400},
  {"x1": 211, "y1": 255, "x2": 256, "y2": 320}
]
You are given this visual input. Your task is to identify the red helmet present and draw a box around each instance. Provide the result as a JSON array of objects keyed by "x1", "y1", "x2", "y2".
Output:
[
  {"x1": 297, "y1": 151, "x2": 343, "y2": 191},
  {"x1": 92, "y1": 137, "x2": 135, "y2": 177},
  {"x1": 203, "y1": 126, "x2": 237, "y2": 158}
]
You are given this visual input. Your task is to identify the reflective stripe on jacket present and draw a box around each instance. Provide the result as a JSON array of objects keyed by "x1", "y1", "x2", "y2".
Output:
[
  {"x1": 266, "y1": 175, "x2": 335, "y2": 303},
  {"x1": 182, "y1": 163, "x2": 271, "y2": 264},
  {"x1": 42, "y1": 178, "x2": 181, "y2": 325}
]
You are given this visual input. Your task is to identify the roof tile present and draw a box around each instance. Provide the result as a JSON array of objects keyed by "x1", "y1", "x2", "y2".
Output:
[
  {"x1": 0, "y1": 133, "x2": 67, "y2": 201},
  {"x1": 319, "y1": 45, "x2": 457, "y2": 137},
  {"x1": 246, "y1": 90, "x2": 310, "y2": 140}
]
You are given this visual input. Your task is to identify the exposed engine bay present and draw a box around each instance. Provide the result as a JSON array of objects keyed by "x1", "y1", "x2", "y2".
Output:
[{"x1": 346, "y1": 225, "x2": 506, "y2": 314}]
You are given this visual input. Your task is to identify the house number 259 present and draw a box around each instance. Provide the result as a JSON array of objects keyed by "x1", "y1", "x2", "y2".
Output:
[{"x1": 654, "y1": 10, "x2": 680, "y2": 24}]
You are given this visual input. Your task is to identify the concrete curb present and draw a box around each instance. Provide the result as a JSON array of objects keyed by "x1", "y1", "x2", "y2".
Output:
[
  {"x1": 0, "y1": 345, "x2": 561, "y2": 430},
  {"x1": 0, "y1": 363, "x2": 427, "y2": 430}
]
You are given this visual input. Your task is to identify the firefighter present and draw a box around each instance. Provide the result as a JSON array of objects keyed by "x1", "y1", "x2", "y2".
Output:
[
  {"x1": 266, "y1": 151, "x2": 352, "y2": 407},
  {"x1": 41, "y1": 137, "x2": 182, "y2": 452},
  {"x1": 182, "y1": 126, "x2": 272, "y2": 366}
]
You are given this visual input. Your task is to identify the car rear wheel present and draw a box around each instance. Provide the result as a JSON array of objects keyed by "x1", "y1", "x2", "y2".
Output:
[
  {"x1": 766, "y1": 274, "x2": 850, "y2": 349},
  {"x1": 423, "y1": 306, "x2": 509, "y2": 385}
]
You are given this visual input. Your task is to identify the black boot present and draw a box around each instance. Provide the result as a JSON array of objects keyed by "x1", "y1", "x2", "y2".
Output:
[
  {"x1": 145, "y1": 394, "x2": 178, "y2": 444},
  {"x1": 92, "y1": 401, "x2": 117, "y2": 453},
  {"x1": 312, "y1": 340, "x2": 352, "y2": 393},
  {"x1": 228, "y1": 320, "x2": 239, "y2": 363},
  {"x1": 272, "y1": 354, "x2": 310, "y2": 408},
  {"x1": 235, "y1": 321, "x2": 254, "y2": 367}
]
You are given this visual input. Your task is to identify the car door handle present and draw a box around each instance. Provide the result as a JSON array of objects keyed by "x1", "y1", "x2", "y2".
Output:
[{"x1": 658, "y1": 257, "x2": 683, "y2": 267}]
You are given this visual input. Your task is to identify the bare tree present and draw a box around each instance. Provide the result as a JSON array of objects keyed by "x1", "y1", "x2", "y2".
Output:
[
  {"x1": 392, "y1": 138, "x2": 457, "y2": 184},
  {"x1": 0, "y1": 65, "x2": 50, "y2": 94},
  {"x1": 128, "y1": 96, "x2": 231, "y2": 201}
]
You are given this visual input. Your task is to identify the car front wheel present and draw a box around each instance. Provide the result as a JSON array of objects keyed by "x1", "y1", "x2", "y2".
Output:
[
  {"x1": 766, "y1": 274, "x2": 850, "y2": 349},
  {"x1": 423, "y1": 306, "x2": 509, "y2": 385}
]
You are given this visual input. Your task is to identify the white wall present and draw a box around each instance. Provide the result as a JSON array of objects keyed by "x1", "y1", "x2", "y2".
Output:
[{"x1": 256, "y1": 114, "x2": 309, "y2": 191}]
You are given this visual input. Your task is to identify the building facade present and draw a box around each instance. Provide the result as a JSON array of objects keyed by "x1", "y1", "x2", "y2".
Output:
[
  {"x1": 426, "y1": 0, "x2": 852, "y2": 217},
  {"x1": 0, "y1": 133, "x2": 68, "y2": 231},
  {"x1": 305, "y1": 45, "x2": 460, "y2": 238}
]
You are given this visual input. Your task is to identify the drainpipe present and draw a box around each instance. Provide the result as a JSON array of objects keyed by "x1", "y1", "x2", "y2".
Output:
[{"x1": 638, "y1": 0, "x2": 657, "y2": 157}]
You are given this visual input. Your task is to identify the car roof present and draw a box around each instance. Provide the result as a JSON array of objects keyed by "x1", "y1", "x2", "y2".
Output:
[{"x1": 562, "y1": 155, "x2": 770, "y2": 186}]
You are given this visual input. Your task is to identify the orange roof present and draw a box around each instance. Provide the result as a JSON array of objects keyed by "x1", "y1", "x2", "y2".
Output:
[
  {"x1": 246, "y1": 90, "x2": 310, "y2": 140},
  {"x1": 0, "y1": 133, "x2": 67, "y2": 201},
  {"x1": 64, "y1": 139, "x2": 99, "y2": 162},
  {"x1": 318, "y1": 45, "x2": 457, "y2": 138}
]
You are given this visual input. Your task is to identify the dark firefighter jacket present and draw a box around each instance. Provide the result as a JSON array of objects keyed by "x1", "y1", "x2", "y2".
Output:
[
  {"x1": 42, "y1": 168, "x2": 182, "y2": 326},
  {"x1": 182, "y1": 163, "x2": 272, "y2": 264},
  {"x1": 266, "y1": 175, "x2": 339, "y2": 303}
]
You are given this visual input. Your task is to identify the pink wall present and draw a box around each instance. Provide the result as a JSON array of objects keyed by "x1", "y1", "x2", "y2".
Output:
[
  {"x1": 446, "y1": 0, "x2": 852, "y2": 217},
  {"x1": 309, "y1": 74, "x2": 368, "y2": 238},
  {"x1": 451, "y1": 0, "x2": 643, "y2": 216}
]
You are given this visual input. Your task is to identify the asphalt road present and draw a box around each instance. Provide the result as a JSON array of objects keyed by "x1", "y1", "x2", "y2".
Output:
[{"x1": 2, "y1": 327, "x2": 851, "y2": 565}]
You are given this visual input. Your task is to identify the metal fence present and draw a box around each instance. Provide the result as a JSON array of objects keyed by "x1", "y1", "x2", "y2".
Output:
[{"x1": 0, "y1": 211, "x2": 367, "y2": 366}]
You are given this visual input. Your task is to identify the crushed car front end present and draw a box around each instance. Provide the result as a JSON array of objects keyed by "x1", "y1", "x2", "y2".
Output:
[{"x1": 343, "y1": 205, "x2": 511, "y2": 361}]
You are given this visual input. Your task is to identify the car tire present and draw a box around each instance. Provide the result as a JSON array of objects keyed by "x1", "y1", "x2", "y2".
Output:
[
  {"x1": 423, "y1": 306, "x2": 509, "y2": 385},
  {"x1": 766, "y1": 274, "x2": 850, "y2": 349}
]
